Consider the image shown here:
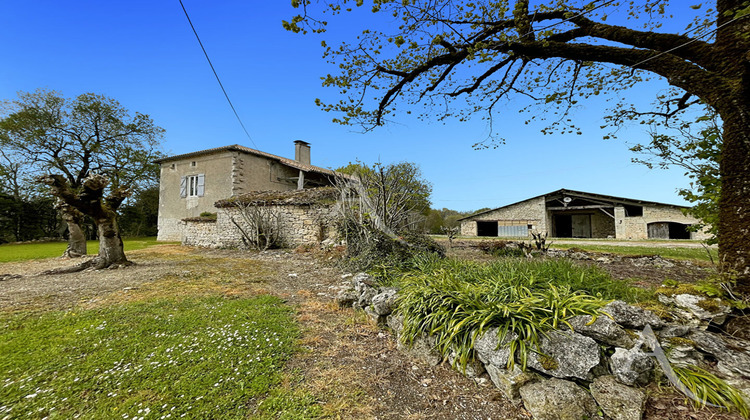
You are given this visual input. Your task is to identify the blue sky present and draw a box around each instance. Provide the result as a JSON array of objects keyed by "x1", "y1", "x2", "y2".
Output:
[{"x1": 1, "y1": 1, "x2": 698, "y2": 212}]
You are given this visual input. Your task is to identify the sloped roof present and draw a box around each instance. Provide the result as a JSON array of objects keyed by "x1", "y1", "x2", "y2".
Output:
[
  {"x1": 215, "y1": 187, "x2": 338, "y2": 208},
  {"x1": 154, "y1": 144, "x2": 336, "y2": 176},
  {"x1": 459, "y1": 188, "x2": 689, "y2": 221}
]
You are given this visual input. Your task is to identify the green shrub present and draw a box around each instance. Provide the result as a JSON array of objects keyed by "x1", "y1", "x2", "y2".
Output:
[
  {"x1": 393, "y1": 257, "x2": 623, "y2": 369},
  {"x1": 673, "y1": 365, "x2": 749, "y2": 418}
]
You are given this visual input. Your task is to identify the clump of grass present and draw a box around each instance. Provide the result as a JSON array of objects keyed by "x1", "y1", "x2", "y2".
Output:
[
  {"x1": 0, "y1": 295, "x2": 301, "y2": 419},
  {"x1": 673, "y1": 365, "x2": 749, "y2": 418},
  {"x1": 393, "y1": 255, "x2": 627, "y2": 369}
]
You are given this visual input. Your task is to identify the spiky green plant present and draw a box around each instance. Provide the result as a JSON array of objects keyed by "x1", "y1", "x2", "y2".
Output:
[
  {"x1": 673, "y1": 365, "x2": 749, "y2": 418},
  {"x1": 395, "y1": 258, "x2": 611, "y2": 370}
]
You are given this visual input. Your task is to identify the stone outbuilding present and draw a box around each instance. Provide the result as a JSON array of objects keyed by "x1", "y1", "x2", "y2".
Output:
[
  {"x1": 155, "y1": 141, "x2": 337, "y2": 241},
  {"x1": 459, "y1": 189, "x2": 710, "y2": 240},
  {"x1": 181, "y1": 187, "x2": 339, "y2": 248}
]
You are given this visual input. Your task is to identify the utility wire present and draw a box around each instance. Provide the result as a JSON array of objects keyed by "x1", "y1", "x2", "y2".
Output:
[
  {"x1": 178, "y1": 0, "x2": 258, "y2": 149},
  {"x1": 629, "y1": 13, "x2": 749, "y2": 69}
]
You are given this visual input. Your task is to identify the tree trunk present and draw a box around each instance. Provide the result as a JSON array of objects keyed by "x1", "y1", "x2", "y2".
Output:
[
  {"x1": 91, "y1": 214, "x2": 128, "y2": 269},
  {"x1": 718, "y1": 107, "x2": 750, "y2": 294},
  {"x1": 61, "y1": 205, "x2": 87, "y2": 258}
]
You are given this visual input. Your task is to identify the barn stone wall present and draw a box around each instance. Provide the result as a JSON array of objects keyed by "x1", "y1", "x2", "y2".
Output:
[
  {"x1": 614, "y1": 205, "x2": 710, "y2": 240},
  {"x1": 460, "y1": 197, "x2": 546, "y2": 237},
  {"x1": 182, "y1": 204, "x2": 337, "y2": 248}
]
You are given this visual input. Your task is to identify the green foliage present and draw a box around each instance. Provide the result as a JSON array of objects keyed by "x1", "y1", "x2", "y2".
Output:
[
  {"x1": 339, "y1": 219, "x2": 445, "y2": 272},
  {"x1": 391, "y1": 255, "x2": 647, "y2": 369},
  {"x1": 0, "y1": 237, "x2": 171, "y2": 263},
  {"x1": 673, "y1": 365, "x2": 749, "y2": 418},
  {"x1": 423, "y1": 208, "x2": 468, "y2": 234},
  {"x1": 630, "y1": 109, "x2": 721, "y2": 244},
  {"x1": 336, "y1": 161, "x2": 433, "y2": 231},
  {"x1": 0, "y1": 295, "x2": 301, "y2": 419},
  {"x1": 118, "y1": 186, "x2": 161, "y2": 237}
]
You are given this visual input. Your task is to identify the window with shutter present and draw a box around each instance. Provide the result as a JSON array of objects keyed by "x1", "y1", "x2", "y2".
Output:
[
  {"x1": 184, "y1": 174, "x2": 205, "y2": 198},
  {"x1": 180, "y1": 176, "x2": 187, "y2": 198}
]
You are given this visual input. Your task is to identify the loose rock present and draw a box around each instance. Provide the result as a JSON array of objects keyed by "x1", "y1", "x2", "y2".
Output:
[
  {"x1": 519, "y1": 378, "x2": 598, "y2": 420},
  {"x1": 569, "y1": 314, "x2": 636, "y2": 348},
  {"x1": 526, "y1": 330, "x2": 600, "y2": 380},
  {"x1": 601, "y1": 300, "x2": 663, "y2": 329},
  {"x1": 590, "y1": 375, "x2": 646, "y2": 420},
  {"x1": 610, "y1": 347, "x2": 654, "y2": 386}
]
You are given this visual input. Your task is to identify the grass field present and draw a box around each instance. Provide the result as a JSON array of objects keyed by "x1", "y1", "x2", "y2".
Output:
[
  {"x1": 0, "y1": 296, "x2": 319, "y2": 419},
  {"x1": 0, "y1": 249, "x2": 321, "y2": 419},
  {"x1": 0, "y1": 237, "x2": 176, "y2": 263}
]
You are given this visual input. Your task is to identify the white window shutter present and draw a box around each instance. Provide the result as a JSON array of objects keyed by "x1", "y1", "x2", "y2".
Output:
[
  {"x1": 197, "y1": 174, "x2": 205, "y2": 197},
  {"x1": 180, "y1": 176, "x2": 187, "y2": 198}
]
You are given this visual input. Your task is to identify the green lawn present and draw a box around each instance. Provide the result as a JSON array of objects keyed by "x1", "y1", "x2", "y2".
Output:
[
  {"x1": 0, "y1": 295, "x2": 320, "y2": 419},
  {"x1": 0, "y1": 237, "x2": 176, "y2": 263}
]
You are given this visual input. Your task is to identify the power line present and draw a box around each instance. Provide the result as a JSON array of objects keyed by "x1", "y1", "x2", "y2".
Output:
[
  {"x1": 630, "y1": 13, "x2": 749, "y2": 69},
  {"x1": 178, "y1": 0, "x2": 258, "y2": 149}
]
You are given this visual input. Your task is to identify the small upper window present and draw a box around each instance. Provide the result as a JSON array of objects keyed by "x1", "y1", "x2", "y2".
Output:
[
  {"x1": 191, "y1": 161, "x2": 197, "y2": 167},
  {"x1": 170, "y1": 163, "x2": 176, "y2": 170},
  {"x1": 624, "y1": 205, "x2": 643, "y2": 217}
]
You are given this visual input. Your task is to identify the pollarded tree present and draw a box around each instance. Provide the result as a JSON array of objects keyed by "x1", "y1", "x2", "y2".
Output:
[
  {"x1": 0, "y1": 89, "x2": 164, "y2": 268},
  {"x1": 288, "y1": 0, "x2": 750, "y2": 293}
]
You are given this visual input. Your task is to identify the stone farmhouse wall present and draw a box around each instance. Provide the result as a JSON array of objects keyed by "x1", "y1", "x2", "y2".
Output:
[
  {"x1": 460, "y1": 197, "x2": 546, "y2": 237},
  {"x1": 182, "y1": 203, "x2": 337, "y2": 248},
  {"x1": 614, "y1": 205, "x2": 711, "y2": 240}
]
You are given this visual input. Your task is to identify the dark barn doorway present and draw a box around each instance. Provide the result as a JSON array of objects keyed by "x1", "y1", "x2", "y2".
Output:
[
  {"x1": 554, "y1": 215, "x2": 572, "y2": 237},
  {"x1": 477, "y1": 221, "x2": 498, "y2": 237},
  {"x1": 648, "y1": 222, "x2": 691, "y2": 239}
]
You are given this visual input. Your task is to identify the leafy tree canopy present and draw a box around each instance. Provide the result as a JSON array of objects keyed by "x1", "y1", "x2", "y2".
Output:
[{"x1": 291, "y1": 0, "x2": 750, "y2": 291}]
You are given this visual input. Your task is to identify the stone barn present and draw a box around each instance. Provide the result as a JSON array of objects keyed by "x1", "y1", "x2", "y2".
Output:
[{"x1": 459, "y1": 189, "x2": 710, "y2": 240}]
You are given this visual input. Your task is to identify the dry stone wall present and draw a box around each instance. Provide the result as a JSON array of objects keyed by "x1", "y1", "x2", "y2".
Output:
[
  {"x1": 181, "y1": 203, "x2": 337, "y2": 248},
  {"x1": 338, "y1": 273, "x2": 750, "y2": 420}
]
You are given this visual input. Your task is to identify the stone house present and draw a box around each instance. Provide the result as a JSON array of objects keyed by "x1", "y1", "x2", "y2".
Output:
[
  {"x1": 156, "y1": 141, "x2": 336, "y2": 241},
  {"x1": 459, "y1": 189, "x2": 710, "y2": 240}
]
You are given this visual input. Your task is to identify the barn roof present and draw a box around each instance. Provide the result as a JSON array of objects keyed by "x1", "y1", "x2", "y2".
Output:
[{"x1": 459, "y1": 188, "x2": 689, "y2": 221}]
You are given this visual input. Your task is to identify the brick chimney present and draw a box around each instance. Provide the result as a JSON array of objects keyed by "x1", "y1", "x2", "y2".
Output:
[{"x1": 294, "y1": 140, "x2": 311, "y2": 166}]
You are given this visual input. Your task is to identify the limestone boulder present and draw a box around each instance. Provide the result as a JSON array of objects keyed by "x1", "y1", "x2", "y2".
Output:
[
  {"x1": 519, "y1": 378, "x2": 598, "y2": 420},
  {"x1": 474, "y1": 328, "x2": 517, "y2": 368},
  {"x1": 485, "y1": 364, "x2": 537, "y2": 404},
  {"x1": 672, "y1": 294, "x2": 732, "y2": 325},
  {"x1": 352, "y1": 272, "x2": 378, "y2": 308},
  {"x1": 569, "y1": 314, "x2": 637, "y2": 348},
  {"x1": 610, "y1": 347, "x2": 654, "y2": 386},
  {"x1": 526, "y1": 330, "x2": 600, "y2": 380},
  {"x1": 399, "y1": 333, "x2": 441, "y2": 366},
  {"x1": 590, "y1": 375, "x2": 647, "y2": 420},
  {"x1": 601, "y1": 301, "x2": 663, "y2": 329},
  {"x1": 371, "y1": 287, "x2": 398, "y2": 316},
  {"x1": 386, "y1": 313, "x2": 404, "y2": 336},
  {"x1": 447, "y1": 350, "x2": 486, "y2": 379},
  {"x1": 688, "y1": 330, "x2": 750, "y2": 379},
  {"x1": 335, "y1": 289, "x2": 357, "y2": 308}
]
